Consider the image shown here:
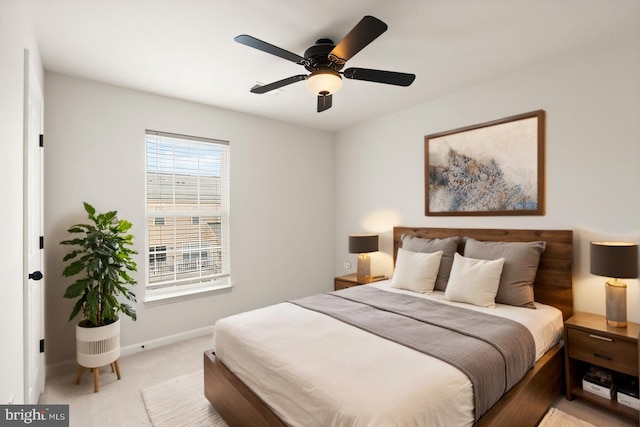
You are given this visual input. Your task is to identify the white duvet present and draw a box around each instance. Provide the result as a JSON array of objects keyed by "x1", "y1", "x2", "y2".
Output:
[{"x1": 213, "y1": 280, "x2": 563, "y2": 427}]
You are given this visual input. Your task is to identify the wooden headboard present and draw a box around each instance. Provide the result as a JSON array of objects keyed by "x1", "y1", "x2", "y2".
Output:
[{"x1": 393, "y1": 227, "x2": 574, "y2": 320}]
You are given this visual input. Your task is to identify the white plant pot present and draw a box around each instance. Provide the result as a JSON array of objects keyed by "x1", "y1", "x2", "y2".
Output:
[{"x1": 76, "y1": 318, "x2": 121, "y2": 368}]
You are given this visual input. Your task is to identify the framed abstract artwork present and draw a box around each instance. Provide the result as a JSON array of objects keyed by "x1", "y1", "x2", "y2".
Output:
[{"x1": 424, "y1": 110, "x2": 545, "y2": 216}]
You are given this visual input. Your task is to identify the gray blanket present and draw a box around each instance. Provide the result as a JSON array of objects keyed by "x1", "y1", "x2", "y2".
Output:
[{"x1": 290, "y1": 286, "x2": 535, "y2": 421}]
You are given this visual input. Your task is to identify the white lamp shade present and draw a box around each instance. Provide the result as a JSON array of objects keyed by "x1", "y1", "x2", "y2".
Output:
[{"x1": 306, "y1": 70, "x2": 342, "y2": 95}]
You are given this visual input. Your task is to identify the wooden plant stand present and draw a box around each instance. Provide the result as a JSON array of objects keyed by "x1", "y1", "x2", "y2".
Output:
[{"x1": 76, "y1": 360, "x2": 121, "y2": 393}]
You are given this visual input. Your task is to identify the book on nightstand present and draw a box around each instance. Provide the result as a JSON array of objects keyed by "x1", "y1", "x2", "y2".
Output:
[
  {"x1": 582, "y1": 365, "x2": 616, "y2": 400},
  {"x1": 617, "y1": 375, "x2": 640, "y2": 411}
]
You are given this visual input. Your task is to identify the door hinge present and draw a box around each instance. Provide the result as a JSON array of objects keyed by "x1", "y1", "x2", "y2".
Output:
[
  {"x1": 39, "y1": 339, "x2": 44, "y2": 353},
  {"x1": 39, "y1": 236, "x2": 44, "y2": 249},
  {"x1": 39, "y1": 134, "x2": 44, "y2": 147}
]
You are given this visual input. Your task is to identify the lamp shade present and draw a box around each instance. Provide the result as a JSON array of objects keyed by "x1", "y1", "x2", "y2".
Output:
[
  {"x1": 349, "y1": 234, "x2": 378, "y2": 254},
  {"x1": 590, "y1": 242, "x2": 638, "y2": 278}
]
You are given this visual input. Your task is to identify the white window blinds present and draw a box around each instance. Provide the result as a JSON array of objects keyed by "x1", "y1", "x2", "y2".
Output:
[{"x1": 145, "y1": 130, "x2": 230, "y2": 297}]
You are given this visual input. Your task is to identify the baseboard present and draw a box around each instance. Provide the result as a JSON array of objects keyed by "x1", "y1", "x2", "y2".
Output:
[
  {"x1": 121, "y1": 325, "x2": 214, "y2": 357},
  {"x1": 45, "y1": 325, "x2": 214, "y2": 378}
]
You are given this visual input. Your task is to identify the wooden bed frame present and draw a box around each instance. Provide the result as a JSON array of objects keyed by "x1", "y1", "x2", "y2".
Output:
[{"x1": 204, "y1": 227, "x2": 574, "y2": 427}]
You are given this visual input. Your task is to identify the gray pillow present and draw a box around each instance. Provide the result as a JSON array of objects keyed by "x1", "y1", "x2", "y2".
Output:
[
  {"x1": 463, "y1": 238, "x2": 546, "y2": 309},
  {"x1": 401, "y1": 235, "x2": 460, "y2": 291}
]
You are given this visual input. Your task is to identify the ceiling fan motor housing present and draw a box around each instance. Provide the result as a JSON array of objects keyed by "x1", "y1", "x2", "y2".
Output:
[{"x1": 304, "y1": 39, "x2": 344, "y2": 72}]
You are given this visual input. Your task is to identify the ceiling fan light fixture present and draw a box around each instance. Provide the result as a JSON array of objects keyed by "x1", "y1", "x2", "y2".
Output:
[{"x1": 306, "y1": 70, "x2": 342, "y2": 95}]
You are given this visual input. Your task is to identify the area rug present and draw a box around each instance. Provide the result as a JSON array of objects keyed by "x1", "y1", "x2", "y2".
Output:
[
  {"x1": 538, "y1": 407, "x2": 596, "y2": 427},
  {"x1": 142, "y1": 370, "x2": 227, "y2": 427},
  {"x1": 143, "y1": 371, "x2": 596, "y2": 427}
]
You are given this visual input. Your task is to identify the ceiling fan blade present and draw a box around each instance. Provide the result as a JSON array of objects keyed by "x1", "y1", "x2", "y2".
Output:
[
  {"x1": 343, "y1": 68, "x2": 416, "y2": 86},
  {"x1": 235, "y1": 35, "x2": 306, "y2": 65},
  {"x1": 317, "y1": 92, "x2": 332, "y2": 112},
  {"x1": 328, "y1": 16, "x2": 388, "y2": 65},
  {"x1": 250, "y1": 75, "x2": 307, "y2": 94}
]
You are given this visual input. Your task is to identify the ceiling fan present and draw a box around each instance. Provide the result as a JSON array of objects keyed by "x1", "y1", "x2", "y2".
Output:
[{"x1": 235, "y1": 15, "x2": 416, "y2": 112}]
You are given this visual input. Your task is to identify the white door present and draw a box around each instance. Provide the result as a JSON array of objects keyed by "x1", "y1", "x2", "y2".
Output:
[{"x1": 24, "y1": 49, "x2": 45, "y2": 404}]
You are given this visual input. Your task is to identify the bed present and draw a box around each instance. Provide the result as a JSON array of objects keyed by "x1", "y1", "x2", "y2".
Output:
[{"x1": 204, "y1": 227, "x2": 573, "y2": 426}]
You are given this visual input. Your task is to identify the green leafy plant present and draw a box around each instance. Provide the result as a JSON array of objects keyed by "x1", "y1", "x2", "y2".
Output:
[{"x1": 61, "y1": 202, "x2": 138, "y2": 327}]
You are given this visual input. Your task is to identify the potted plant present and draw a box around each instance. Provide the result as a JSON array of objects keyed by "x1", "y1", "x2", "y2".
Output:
[{"x1": 60, "y1": 202, "x2": 138, "y2": 391}]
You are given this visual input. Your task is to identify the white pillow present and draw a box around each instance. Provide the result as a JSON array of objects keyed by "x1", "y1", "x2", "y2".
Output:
[
  {"x1": 391, "y1": 248, "x2": 443, "y2": 293},
  {"x1": 443, "y1": 253, "x2": 505, "y2": 307}
]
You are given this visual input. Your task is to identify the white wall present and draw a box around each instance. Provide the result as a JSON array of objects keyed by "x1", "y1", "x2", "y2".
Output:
[
  {"x1": 44, "y1": 73, "x2": 335, "y2": 367},
  {"x1": 335, "y1": 31, "x2": 640, "y2": 321},
  {"x1": 0, "y1": 0, "x2": 44, "y2": 405}
]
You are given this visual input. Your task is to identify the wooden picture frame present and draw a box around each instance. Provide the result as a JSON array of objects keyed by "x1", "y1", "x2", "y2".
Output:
[{"x1": 424, "y1": 110, "x2": 545, "y2": 216}]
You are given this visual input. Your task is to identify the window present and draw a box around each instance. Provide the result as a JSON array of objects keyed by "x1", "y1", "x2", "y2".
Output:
[
  {"x1": 149, "y1": 245, "x2": 167, "y2": 263},
  {"x1": 154, "y1": 206, "x2": 166, "y2": 225},
  {"x1": 145, "y1": 130, "x2": 230, "y2": 300},
  {"x1": 149, "y1": 245, "x2": 169, "y2": 277},
  {"x1": 191, "y1": 205, "x2": 200, "y2": 225},
  {"x1": 182, "y1": 242, "x2": 208, "y2": 262}
]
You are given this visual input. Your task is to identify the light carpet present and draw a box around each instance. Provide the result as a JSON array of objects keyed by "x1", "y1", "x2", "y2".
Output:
[
  {"x1": 538, "y1": 407, "x2": 596, "y2": 427},
  {"x1": 142, "y1": 370, "x2": 227, "y2": 427},
  {"x1": 142, "y1": 371, "x2": 595, "y2": 427}
]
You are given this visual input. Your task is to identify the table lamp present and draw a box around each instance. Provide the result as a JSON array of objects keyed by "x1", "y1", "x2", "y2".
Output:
[
  {"x1": 590, "y1": 241, "x2": 639, "y2": 328},
  {"x1": 349, "y1": 234, "x2": 379, "y2": 283}
]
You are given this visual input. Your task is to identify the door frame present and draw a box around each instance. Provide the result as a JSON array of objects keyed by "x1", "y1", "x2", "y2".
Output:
[{"x1": 23, "y1": 48, "x2": 45, "y2": 404}]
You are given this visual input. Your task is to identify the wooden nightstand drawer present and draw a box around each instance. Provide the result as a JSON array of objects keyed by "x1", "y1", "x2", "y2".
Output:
[
  {"x1": 334, "y1": 274, "x2": 388, "y2": 291},
  {"x1": 567, "y1": 328, "x2": 638, "y2": 376},
  {"x1": 335, "y1": 280, "x2": 356, "y2": 291}
]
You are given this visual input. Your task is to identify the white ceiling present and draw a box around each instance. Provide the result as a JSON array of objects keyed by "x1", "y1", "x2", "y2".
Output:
[{"x1": 23, "y1": 0, "x2": 640, "y2": 133}]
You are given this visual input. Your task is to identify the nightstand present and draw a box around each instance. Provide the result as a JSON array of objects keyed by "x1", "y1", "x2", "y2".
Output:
[
  {"x1": 564, "y1": 312, "x2": 640, "y2": 420},
  {"x1": 334, "y1": 273, "x2": 387, "y2": 291}
]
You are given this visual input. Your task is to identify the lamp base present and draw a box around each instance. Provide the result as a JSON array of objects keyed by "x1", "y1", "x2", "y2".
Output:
[
  {"x1": 607, "y1": 319, "x2": 627, "y2": 328},
  {"x1": 356, "y1": 253, "x2": 371, "y2": 283},
  {"x1": 605, "y1": 279, "x2": 627, "y2": 328}
]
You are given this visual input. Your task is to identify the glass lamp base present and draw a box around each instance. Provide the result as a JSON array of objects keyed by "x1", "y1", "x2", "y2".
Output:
[
  {"x1": 356, "y1": 253, "x2": 371, "y2": 283},
  {"x1": 607, "y1": 319, "x2": 627, "y2": 328},
  {"x1": 605, "y1": 280, "x2": 627, "y2": 328}
]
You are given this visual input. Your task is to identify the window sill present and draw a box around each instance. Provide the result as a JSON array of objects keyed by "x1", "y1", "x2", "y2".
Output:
[{"x1": 143, "y1": 282, "x2": 233, "y2": 306}]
